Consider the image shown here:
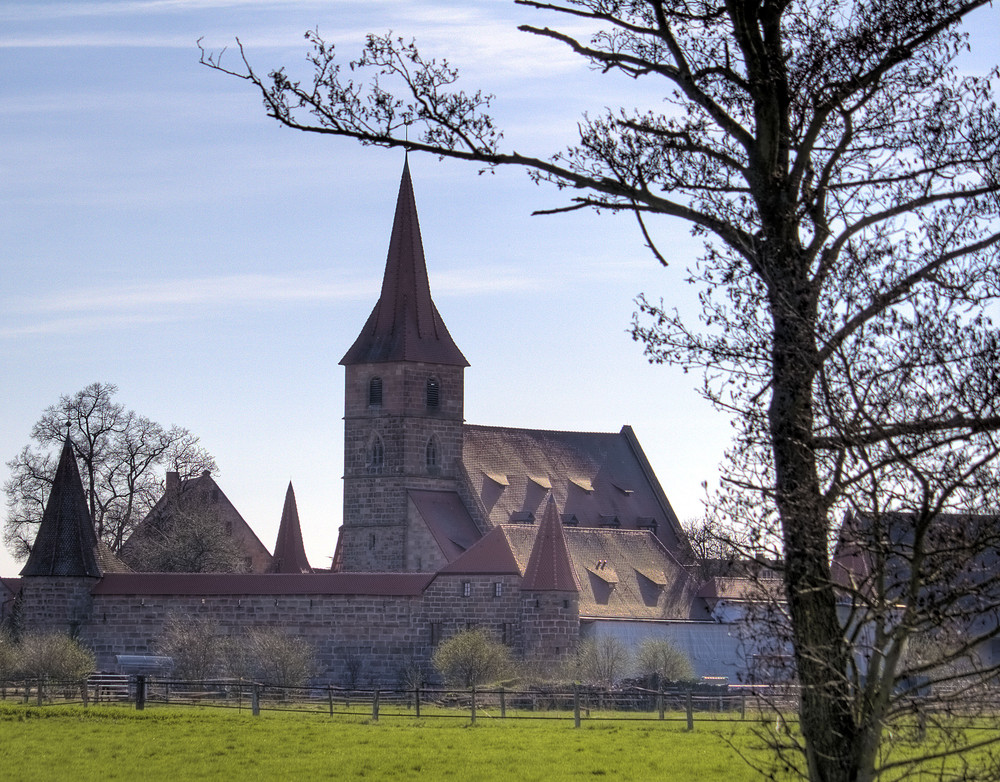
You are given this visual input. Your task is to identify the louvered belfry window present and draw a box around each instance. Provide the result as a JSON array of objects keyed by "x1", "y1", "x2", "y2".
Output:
[
  {"x1": 426, "y1": 377, "x2": 440, "y2": 408},
  {"x1": 369, "y1": 376, "x2": 383, "y2": 407}
]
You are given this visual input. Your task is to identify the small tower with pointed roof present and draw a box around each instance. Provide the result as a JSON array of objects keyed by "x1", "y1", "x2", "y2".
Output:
[
  {"x1": 270, "y1": 482, "x2": 311, "y2": 573},
  {"x1": 520, "y1": 497, "x2": 581, "y2": 660},
  {"x1": 336, "y1": 160, "x2": 470, "y2": 571},
  {"x1": 19, "y1": 436, "x2": 103, "y2": 633}
]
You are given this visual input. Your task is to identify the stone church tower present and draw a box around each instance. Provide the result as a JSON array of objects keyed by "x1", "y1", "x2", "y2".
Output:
[{"x1": 335, "y1": 160, "x2": 470, "y2": 571}]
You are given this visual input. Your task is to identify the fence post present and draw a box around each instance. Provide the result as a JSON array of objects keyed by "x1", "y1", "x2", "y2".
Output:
[
  {"x1": 251, "y1": 683, "x2": 260, "y2": 716},
  {"x1": 471, "y1": 686, "x2": 477, "y2": 725},
  {"x1": 740, "y1": 692, "x2": 746, "y2": 720},
  {"x1": 500, "y1": 686, "x2": 506, "y2": 719},
  {"x1": 415, "y1": 686, "x2": 421, "y2": 719},
  {"x1": 36, "y1": 676, "x2": 44, "y2": 706},
  {"x1": 372, "y1": 688, "x2": 380, "y2": 722},
  {"x1": 328, "y1": 685, "x2": 334, "y2": 716},
  {"x1": 686, "y1": 689, "x2": 694, "y2": 731},
  {"x1": 135, "y1": 675, "x2": 146, "y2": 711},
  {"x1": 574, "y1": 684, "x2": 581, "y2": 728},
  {"x1": 82, "y1": 679, "x2": 89, "y2": 708},
  {"x1": 657, "y1": 684, "x2": 664, "y2": 720}
]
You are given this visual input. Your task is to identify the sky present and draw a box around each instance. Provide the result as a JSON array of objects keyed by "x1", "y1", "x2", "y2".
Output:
[{"x1": 2, "y1": 1, "x2": 998, "y2": 578}]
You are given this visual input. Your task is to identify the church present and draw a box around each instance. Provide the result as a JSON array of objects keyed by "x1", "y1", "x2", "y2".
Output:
[{"x1": 3, "y1": 162, "x2": 750, "y2": 684}]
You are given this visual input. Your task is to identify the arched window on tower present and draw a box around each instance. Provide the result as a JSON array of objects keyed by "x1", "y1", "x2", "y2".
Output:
[
  {"x1": 367, "y1": 435, "x2": 385, "y2": 474},
  {"x1": 426, "y1": 377, "x2": 440, "y2": 409},
  {"x1": 426, "y1": 437, "x2": 439, "y2": 473},
  {"x1": 368, "y1": 376, "x2": 383, "y2": 407}
]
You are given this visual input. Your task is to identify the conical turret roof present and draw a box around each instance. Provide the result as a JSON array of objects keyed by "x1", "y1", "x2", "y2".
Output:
[
  {"x1": 21, "y1": 436, "x2": 102, "y2": 578},
  {"x1": 270, "y1": 482, "x2": 311, "y2": 574},
  {"x1": 340, "y1": 159, "x2": 469, "y2": 367},
  {"x1": 521, "y1": 497, "x2": 581, "y2": 592}
]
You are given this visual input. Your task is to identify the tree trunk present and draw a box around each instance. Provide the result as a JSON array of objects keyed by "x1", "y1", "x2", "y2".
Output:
[{"x1": 770, "y1": 289, "x2": 864, "y2": 782}]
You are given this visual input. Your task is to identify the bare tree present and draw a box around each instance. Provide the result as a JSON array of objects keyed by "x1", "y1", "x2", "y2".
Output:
[
  {"x1": 156, "y1": 615, "x2": 222, "y2": 681},
  {"x1": 4, "y1": 383, "x2": 216, "y2": 558},
  {"x1": 576, "y1": 635, "x2": 631, "y2": 688},
  {"x1": 203, "y1": 2, "x2": 1000, "y2": 778},
  {"x1": 122, "y1": 505, "x2": 248, "y2": 573},
  {"x1": 635, "y1": 638, "x2": 694, "y2": 686}
]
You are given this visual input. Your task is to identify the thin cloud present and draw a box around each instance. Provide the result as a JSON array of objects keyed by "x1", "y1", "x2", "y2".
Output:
[{"x1": 1, "y1": 267, "x2": 536, "y2": 338}]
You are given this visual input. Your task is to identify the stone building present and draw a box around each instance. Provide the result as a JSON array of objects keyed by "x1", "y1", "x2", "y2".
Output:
[{"x1": 4, "y1": 162, "x2": 750, "y2": 684}]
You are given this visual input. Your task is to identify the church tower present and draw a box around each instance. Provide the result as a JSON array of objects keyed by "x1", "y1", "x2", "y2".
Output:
[{"x1": 335, "y1": 160, "x2": 469, "y2": 572}]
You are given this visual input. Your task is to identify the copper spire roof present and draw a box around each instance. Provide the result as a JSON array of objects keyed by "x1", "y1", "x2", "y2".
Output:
[
  {"x1": 270, "y1": 482, "x2": 311, "y2": 574},
  {"x1": 21, "y1": 436, "x2": 102, "y2": 578},
  {"x1": 340, "y1": 159, "x2": 469, "y2": 367},
  {"x1": 521, "y1": 497, "x2": 581, "y2": 592}
]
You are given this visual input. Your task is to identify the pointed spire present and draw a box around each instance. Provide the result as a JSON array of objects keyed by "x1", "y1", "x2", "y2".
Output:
[
  {"x1": 522, "y1": 497, "x2": 581, "y2": 592},
  {"x1": 21, "y1": 436, "x2": 102, "y2": 577},
  {"x1": 341, "y1": 159, "x2": 469, "y2": 367},
  {"x1": 270, "y1": 482, "x2": 311, "y2": 574}
]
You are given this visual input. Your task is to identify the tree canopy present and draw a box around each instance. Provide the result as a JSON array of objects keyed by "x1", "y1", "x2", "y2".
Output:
[
  {"x1": 4, "y1": 382, "x2": 216, "y2": 558},
  {"x1": 203, "y1": 2, "x2": 1000, "y2": 778}
]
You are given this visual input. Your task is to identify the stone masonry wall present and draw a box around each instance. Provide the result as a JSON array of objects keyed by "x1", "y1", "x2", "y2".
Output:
[
  {"x1": 60, "y1": 572, "x2": 554, "y2": 687},
  {"x1": 19, "y1": 577, "x2": 100, "y2": 635}
]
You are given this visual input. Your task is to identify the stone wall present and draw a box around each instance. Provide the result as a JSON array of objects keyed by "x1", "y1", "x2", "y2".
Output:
[{"x1": 39, "y1": 571, "x2": 571, "y2": 686}]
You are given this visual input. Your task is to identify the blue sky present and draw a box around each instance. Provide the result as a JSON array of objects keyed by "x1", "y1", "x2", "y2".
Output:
[{"x1": 2, "y1": 1, "x2": 998, "y2": 577}]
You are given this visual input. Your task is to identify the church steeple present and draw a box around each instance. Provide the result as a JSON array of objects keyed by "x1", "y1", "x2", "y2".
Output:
[
  {"x1": 21, "y1": 435, "x2": 102, "y2": 578},
  {"x1": 340, "y1": 159, "x2": 468, "y2": 367},
  {"x1": 270, "y1": 482, "x2": 311, "y2": 574}
]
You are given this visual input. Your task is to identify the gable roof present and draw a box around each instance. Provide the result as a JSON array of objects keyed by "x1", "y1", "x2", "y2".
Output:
[
  {"x1": 123, "y1": 471, "x2": 273, "y2": 572},
  {"x1": 461, "y1": 424, "x2": 690, "y2": 559},
  {"x1": 408, "y1": 489, "x2": 483, "y2": 563},
  {"x1": 21, "y1": 437, "x2": 102, "y2": 578},
  {"x1": 270, "y1": 482, "x2": 311, "y2": 574},
  {"x1": 340, "y1": 159, "x2": 468, "y2": 367},
  {"x1": 522, "y1": 497, "x2": 581, "y2": 592}
]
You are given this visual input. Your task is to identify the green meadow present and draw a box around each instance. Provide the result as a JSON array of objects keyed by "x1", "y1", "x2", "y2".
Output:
[{"x1": 0, "y1": 702, "x2": 772, "y2": 781}]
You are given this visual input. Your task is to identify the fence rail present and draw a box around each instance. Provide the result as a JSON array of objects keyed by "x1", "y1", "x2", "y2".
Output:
[{"x1": 1, "y1": 675, "x2": 799, "y2": 726}]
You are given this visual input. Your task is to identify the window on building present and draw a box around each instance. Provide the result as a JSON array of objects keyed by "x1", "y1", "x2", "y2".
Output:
[
  {"x1": 462, "y1": 581, "x2": 471, "y2": 597},
  {"x1": 426, "y1": 377, "x2": 440, "y2": 408},
  {"x1": 430, "y1": 622, "x2": 442, "y2": 645},
  {"x1": 494, "y1": 582, "x2": 503, "y2": 597},
  {"x1": 502, "y1": 623, "x2": 512, "y2": 645},
  {"x1": 367, "y1": 435, "x2": 385, "y2": 474},
  {"x1": 368, "y1": 376, "x2": 383, "y2": 407},
  {"x1": 369, "y1": 532, "x2": 376, "y2": 549},
  {"x1": 426, "y1": 438, "x2": 438, "y2": 470}
]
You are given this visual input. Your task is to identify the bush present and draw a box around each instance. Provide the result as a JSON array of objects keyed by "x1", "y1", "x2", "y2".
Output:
[
  {"x1": 432, "y1": 628, "x2": 511, "y2": 688},
  {"x1": 15, "y1": 632, "x2": 95, "y2": 681},
  {"x1": 0, "y1": 628, "x2": 17, "y2": 683},
  {"x1": 241, "y1": 627, "x2": 314, "y2": 687},
  {"x1": 576, "y1": 636, "x2": 631, "y2": 687},
  {"x1": 635, "y1": 638, "x2": 695, "y2": 685},
  {"x1": 156, "y1": 615, "x2": 222, "y2": 680}
]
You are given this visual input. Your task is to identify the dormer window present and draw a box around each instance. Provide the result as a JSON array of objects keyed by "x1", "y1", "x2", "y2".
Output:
[
  {"x1": 368, "y1": 377, "x2": 383, "y2": 407},
  {"x1": 426, "y1": 377, "x2": 440, "y2": 409}
]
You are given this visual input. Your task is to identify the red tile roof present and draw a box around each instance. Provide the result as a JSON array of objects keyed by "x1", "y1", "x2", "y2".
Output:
[
  {"x1": 409, "y1": 489, "x2": 482, "y2": 562},
  {"x1": 21, "y1": 437, "x2": 102, "y2": 578},
  {"x1": 521, "y1": 497, "x2": 581, "y2": 592},
  {"x1": 437, "y1": 526, "x2": 522, "y2": 576},
  {"x1": 91, "y1": 572, "x2": 434, "y2": 596},
  {"x1": 340, "y1": 158, "x2": 468, "y2": 367},
  {"x1": 462, "y1": 424, "x2": 690, "y2": 559},
  {"x1": 270, "y1": 482, "x2": 311, "y2": 574}
]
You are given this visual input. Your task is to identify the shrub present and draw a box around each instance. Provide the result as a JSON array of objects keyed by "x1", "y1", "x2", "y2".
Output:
[
  {"x1": 241, "y1": 627, "x2": 314, "y2": 687},
  {"x1": 0, "y1": 628, "x2": 17, "y2": 683},
  {"x1": 576, "y1": 636, "x2": 631, "y2": 687},
  {"x1": 432, "y1": 628, "x2": 511, "y2": 688},
  {"x1": 156, "y1": 615, "x2": 221, "y2": 680},
  {"x1": 635, "y1": 638, "x2": 695, "y2": 685},
  {"x1": 15, "y1": 632, "x2": 95, "y2": 681}
]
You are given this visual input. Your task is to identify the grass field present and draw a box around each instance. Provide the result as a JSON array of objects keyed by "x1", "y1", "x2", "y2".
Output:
[{"x1": 0, "y1": 701, "x2": 776, "y2": 781}]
